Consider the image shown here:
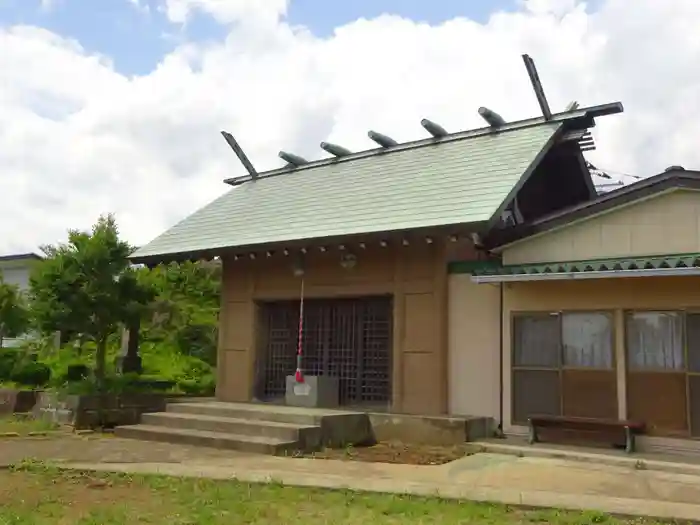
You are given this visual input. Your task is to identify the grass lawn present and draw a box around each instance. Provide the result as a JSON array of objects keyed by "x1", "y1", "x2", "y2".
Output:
[
  {"x1": 0, "y1": 415, "x2": 59, "y2": 436},
  {"x1": 0, "y1": 462, "x2": 686, "y2": 524}
]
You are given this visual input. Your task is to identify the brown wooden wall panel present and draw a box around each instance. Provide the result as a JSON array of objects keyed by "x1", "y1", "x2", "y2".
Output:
[
  {"x1": 512, "y1": 369, "x2": 560, "y2": 424},
  {"x1": 306, "y1": 252, "x2": 394, "y2": 287},
  {"x1": 217, "y1": 349, "x2": 251, "y2": 402},
  {"x1": 221, "y1": 259, "x2": 250, "y2": 301},
  {"x1": 687, "y1": 313, "x2": 700, "y2": 373},
  {"x1": 627, "y1": 372, "x2": 688, "y2": 436},
  {"x1": 402, "y1": 244, "x2": 437, "y2": 281},
  {"x1": 562, "y1": 370, "x2": 617, "y2": 419},
  {"x1": 403, "y1": 293, "x2": 436, "y2": 354},
  {"x1": 217, "y1": 240, "x2": 448, "y2": 414},
  {"x1": 688, "y1": 375, "x2": 700, "y2": 438},
  {"x1": 401, "y1": 351, "x2": 440, "y2": 414},
  {"x1": 220, "y1": 301, "x2": 255, "y2": 349}
]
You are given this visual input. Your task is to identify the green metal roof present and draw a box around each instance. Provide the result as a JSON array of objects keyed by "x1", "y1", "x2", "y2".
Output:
[
  {"x1": 132, "y1": 122, "x2": 561, "y2": 261},
  {"x1": 463, "y1": 253, "x2": 700, "y2": 276}
]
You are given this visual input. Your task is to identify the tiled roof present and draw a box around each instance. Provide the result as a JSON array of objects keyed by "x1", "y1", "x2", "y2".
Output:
[{"x1": 132, "y1": 122, "x2": 561, "y2": 262}]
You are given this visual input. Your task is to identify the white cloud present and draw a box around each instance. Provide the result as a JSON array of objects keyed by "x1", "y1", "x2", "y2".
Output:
[
  {"x1": 1, "y1": 0, "x2": 700, "y2": 255},
  {"x1": 39, "y1": 0, "x2": 59, "y2": 13},
  {"x1": 128, "y1": 0, "x2": 150, "y2": 15},
  {"x1": 160, "y1": 0, "x2": 288, "y2": 25}
]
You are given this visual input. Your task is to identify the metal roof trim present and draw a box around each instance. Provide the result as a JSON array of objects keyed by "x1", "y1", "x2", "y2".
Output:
[{"x1": 469, "y1": 253, "x2": 700, "y2": 277}]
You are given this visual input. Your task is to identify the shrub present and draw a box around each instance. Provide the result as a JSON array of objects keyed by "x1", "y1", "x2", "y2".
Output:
[
  {"x1": 177, "y1": 374, "x2": 215, "y2": 395},
  {"x1": 10, "y1": 361, "x2": 51, "y2": 387},
  {"x1": 64, "y1": 363, "x2": 91, "y2": 382},
  {"x1": 0, "y1": 347, "x2": 21, "y2": 381}
]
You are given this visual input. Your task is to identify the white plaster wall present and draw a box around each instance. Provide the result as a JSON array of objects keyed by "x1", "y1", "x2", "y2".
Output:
[
  {"x1": 447, "y1": 274, "x2": 501, "y2": 420},
  {"x1": 0, "y1": 265, "x2": 31, "y2": 290}
]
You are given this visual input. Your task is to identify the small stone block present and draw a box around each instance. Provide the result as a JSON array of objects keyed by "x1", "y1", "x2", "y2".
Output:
[
  {"x1": 27, "y1": 431, "x2": 48, "y2": 436},
  {"x1": 74, "y1": 429, "x2": 94, "y2": 435},
  {"x1": 0, "y1": 432, "x2": 20, "y2": 438},
  {"x1": 285, "y1": 375, "x2": 339, "y2": 408}
]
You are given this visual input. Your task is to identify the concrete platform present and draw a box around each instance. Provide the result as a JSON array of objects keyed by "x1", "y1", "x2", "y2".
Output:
[{"x1": 476, "y1": 437, "x2": 700, "y2": 476}]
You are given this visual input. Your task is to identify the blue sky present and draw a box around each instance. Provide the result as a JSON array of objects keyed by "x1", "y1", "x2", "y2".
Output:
[{"x1": 0, "y1": 0, "x2": 518, "y2": 75}]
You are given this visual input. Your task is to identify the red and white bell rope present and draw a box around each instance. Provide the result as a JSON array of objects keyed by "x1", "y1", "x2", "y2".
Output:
[{"x1": 294, "y1": 276, "x2": 305, "y2": 383}]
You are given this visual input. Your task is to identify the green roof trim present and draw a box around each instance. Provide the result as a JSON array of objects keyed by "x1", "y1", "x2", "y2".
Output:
[
  {"x1": 448, "y1": 260, "x2": 503, "y2": 274},
  {"x1": 467, "y1": 253, "x2": 700, "y2": 276},
  {"x1": 132, "y1": 122, "x2": 561, "y2": 262}
]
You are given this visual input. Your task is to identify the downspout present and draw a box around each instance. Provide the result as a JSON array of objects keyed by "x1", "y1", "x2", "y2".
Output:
[{"x1": 496, "y1": 281, "x2": 505, "y2": 438}]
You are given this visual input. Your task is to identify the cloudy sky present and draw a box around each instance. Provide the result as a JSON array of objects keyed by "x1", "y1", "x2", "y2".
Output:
[{"x1": 1, "y1": 0, "x2": 699, "y2": 255}]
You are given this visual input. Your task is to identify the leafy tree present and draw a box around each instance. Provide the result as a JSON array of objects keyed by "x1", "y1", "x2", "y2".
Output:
[
  {"x1": 0, "y1": 273, "x2": 30, "y2": 347},
  {"x1": 29, "y1": 214, "x2": 155, "y2": 392},
  {"x1": 138, "y1": 260, "x2": 220, "y2": 365}
]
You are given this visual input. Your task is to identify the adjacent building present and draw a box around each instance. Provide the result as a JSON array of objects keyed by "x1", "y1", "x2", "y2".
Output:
[{"x1": 0, "y1": 253, "x2": 41, "y2": 347}]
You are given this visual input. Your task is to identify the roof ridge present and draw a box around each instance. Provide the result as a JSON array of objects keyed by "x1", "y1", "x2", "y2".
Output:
[{"x1": 224, "y1": 101, "x2": 623, "y2": 186}]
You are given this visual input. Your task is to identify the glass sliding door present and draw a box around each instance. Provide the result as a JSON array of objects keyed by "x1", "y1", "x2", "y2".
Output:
[
  {"x1": 511, "y1": 314, "x2": 561, "y2": 424},
  {"x1": 626, "y1": 312, "x2": 687, "y2": 436},
  {"x1": 561, "y1": 312, "x2": 617, "y2": 419},
  {"x1": 511, "y1": 311, "x2": 616, "y2": 424}
]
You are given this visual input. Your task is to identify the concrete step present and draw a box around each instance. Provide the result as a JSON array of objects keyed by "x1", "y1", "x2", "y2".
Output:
[
  {"x1": 167, "y1": 401, "x2": 323, "y2": 426},
  {"x1": 140, "y1": 412, "x2": 321, "y2": 448},
  {"x1": 114, "y1": 424, "x2": 299, "y2": 455}
]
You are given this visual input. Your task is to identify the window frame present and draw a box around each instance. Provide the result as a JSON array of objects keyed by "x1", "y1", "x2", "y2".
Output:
[
  {"x1": 511, "y1": 311, "x2": 616, "y2": 372},
  {"x1": 510, "y1": 310, "x2": 616, "y2": 425},
  {"x1": 624, "y1": 310, "x2": 686, "y2": 373},
  {"x1": 561, "y1": 311, "x2": 616, "y2": 371}
]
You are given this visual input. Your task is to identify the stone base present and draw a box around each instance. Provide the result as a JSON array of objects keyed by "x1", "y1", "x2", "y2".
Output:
[
  {"x1": 368, "y1": 413, "x2": 496, "y2": 445},
  {"x1": 285, "y1": 375, "x2": 339, "y2": 409},
  {"x1": 33, "y1": 391, "x2": 170, "y2": 429},
  {"x1": 0, "y1": 389, "x2": 40, "y2": 415}
]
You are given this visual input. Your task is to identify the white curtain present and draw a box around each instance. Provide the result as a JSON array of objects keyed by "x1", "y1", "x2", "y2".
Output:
[
  {"x1": 626, "y1": 312, "x2": 684, "y2": 370},
  {"x1": 514, "y1": 315, "x2": 560, "y2": 367},
  {"x1": 562, "y1": 313, "x2": 613, "y2": 368}
]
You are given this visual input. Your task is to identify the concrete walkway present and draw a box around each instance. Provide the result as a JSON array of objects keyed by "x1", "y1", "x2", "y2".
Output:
[{"x1": 57, "y1": 449, "x2": 700, "y2": 521}]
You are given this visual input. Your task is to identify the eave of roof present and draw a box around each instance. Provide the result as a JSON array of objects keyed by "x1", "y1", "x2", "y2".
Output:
[
  {"x1": 131, "y1": 223, "x2": 485, "y2": 266},
  {"x1": 0, "y1": 253, "x2": 42, "y2": 263},
  {"x1": 486, "y1": 168, "x2": 700, "y2": 251}
]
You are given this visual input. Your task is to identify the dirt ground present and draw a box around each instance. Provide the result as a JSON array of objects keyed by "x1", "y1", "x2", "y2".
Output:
[
  {"x1": 0, "y1": 432, "x2": 475, "y2": 467},
  {"x1": 0, "y1": 433, "x2": 245, "y2": 466},
  {"x1": 303, "y1": 440, "x2": 477, "y2": 465}
]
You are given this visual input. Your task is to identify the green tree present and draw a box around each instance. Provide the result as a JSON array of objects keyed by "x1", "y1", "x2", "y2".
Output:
[
  {"x1": 29, "y1": 214, "x2": 155, "y2": 392},
  {"x1": 138, "y1": 260, "x2": 220, "y2": 365},
  {"x1": 0, "y1": 274, "x2": 30, "y2": 347}
]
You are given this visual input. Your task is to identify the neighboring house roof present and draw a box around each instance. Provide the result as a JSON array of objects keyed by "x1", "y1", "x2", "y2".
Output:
[
  {"x1": 131, "y1": 102, "x2": 622, "y2": 264},
  {"x1": 486, "y1": 166, "x2": 700, "y2": 250},
  {"x1": 0, "y1": 253, "x2": 42, "y2": 263}
]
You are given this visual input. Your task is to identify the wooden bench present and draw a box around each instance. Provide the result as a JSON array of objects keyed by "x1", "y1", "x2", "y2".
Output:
[{"x1": 527, "y1": 415, "x2": 645, "y2": 454}]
